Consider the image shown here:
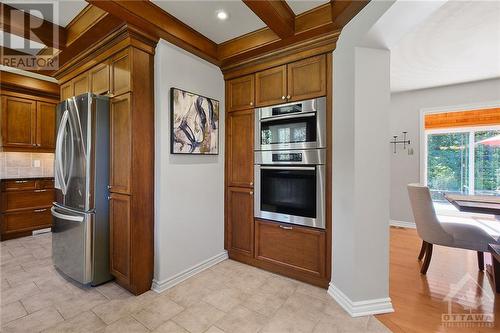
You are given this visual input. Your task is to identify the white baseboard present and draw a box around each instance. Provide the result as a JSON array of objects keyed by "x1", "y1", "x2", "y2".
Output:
[
  {"x1": 327, "y1": 283, "x2": 394, "y2": 317},
  {"x1": 390, "y1": 219, "x2": 416, "y2": 229},
  {"x1": 151, "y1": 251, "x2": 228, "y2": 293}
]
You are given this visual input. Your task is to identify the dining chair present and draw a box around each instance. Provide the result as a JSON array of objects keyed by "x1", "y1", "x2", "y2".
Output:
[{"x1": 407, "y1": 183, "x2": 500, "y2": 274}]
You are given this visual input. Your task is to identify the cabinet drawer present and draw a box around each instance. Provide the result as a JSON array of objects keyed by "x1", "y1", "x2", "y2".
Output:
[
  {"x1": 37, "y1": 179, "x2": 54, "y2": 189},
  {"x1": 2, "y1": 179, "x2": 37, "y2": 191},
  {"x1": 255, "y1": 219, "x2": 325, "y2": 277},
  {"x1": 1, "y1": 208, "x2": 52, "y2": 234},
  {"x1": 2, "y1": 189, "x2": 54, "y2": 211}
]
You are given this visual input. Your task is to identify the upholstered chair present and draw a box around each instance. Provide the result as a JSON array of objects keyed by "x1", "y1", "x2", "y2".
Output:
[{"x1": 407, "y1": 183, "x2": 500, "y2": 274}]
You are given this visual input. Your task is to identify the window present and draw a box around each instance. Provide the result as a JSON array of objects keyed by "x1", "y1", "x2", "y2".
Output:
[{"x1": 425, "y1": 127, "x2": 500, "y2": 201}]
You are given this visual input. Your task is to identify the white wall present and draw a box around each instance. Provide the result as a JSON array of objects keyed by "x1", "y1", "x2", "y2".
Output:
[
  {"x1": 390, "y1": 78, "x2": 500, "y2": 223},
  {"x1": 330, "y1": 0, "x2": 395, "y2": 317},
  {"x1": 153, "y1": 39, "x2": 226, "y2": 291}
]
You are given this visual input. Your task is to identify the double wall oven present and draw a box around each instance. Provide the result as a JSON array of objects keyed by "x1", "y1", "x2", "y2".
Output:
[{"x1": 254, "y1": 97, "x2": 326, "y2": 229}]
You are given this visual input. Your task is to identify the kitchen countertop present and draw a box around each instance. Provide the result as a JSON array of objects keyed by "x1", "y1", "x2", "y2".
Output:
[{"x1": 1, "y1": 176, "x2": 54, "y2": 180}]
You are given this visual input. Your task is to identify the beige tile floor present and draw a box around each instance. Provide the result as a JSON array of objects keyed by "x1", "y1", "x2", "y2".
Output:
[{"x1": 0, "y1": 233, "x2": 390, "y2": 333}]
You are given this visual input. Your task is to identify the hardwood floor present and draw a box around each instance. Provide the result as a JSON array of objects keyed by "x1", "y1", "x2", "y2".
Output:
[{"x1": 377, "y1": 227, "x2": 500, "y2": 333}]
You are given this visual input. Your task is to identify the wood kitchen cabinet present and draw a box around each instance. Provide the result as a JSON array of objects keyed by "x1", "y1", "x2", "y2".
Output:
[
  {"x1": 36, "y1": 102, "x2": 56, "y2": 149},
  {"x1": 226, "y1": 74, "x2": 254, "y2": 112},
  {"x1": 109, "y1": 93, "x2": 132, "y2": 194},
  {"x1": 60, "y1": 81, "x2": 73, "y2": 101},
  {"x1": 1, "y1": 96, "x2": 36, "y2": 149},
  {"x1": 0, "y1": 178, "x2": 54, "y2": 240},
  {"x1": 255, "y1": 65, "x2": 287, "y2": 107},
  {"x1": 1, "y1": 96, "x2": 56, "y2": 151},
  {"x1": 254, "y1": 54, "x2": 326, "y2": 107},
  {"x1": 255, "y1": 219, "x2": 326, "y2": 277},
  {"x1": 227, "y1": 187, "x2": 254, "y2": 258},
  {"x1": 287, "y1": 55, "x2": 326, "y2": 102},
  {"x1": 109, "y1": 192, "x2": 131, "y2": 285},
  {"x1": 73, "y1": 72, "x2": 90, "y2": 97},
  {"x1": 110, "y1": 49, "x2": 131, "y2": 96},
  {"x1": 226, "y1": 109, "x2": 254, "y2": 188},
  {"x1": 90, "y1": 61, "x2": 110, "y2": 95}
]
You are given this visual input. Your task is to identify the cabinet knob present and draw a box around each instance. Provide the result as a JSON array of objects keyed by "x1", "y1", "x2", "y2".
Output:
[
  {"x1": 249, "y1": 182, "x2": 253, "y2": 186},
  {"x1": 249, "y1": 191, "x2": 253, "y2": 195},
  {"x1": 286, "y1": 95, "x2": 291, "y2": 100},
  {"x1": 107, "y1": 185, "x2": 112, "y2": 189},
  {"x1": 281, "y1": 96, "x2": 286, "y2": 100},
  {"x1": 107, "y1": 195, "x2": 111, "y2": 200},
  {"x1": 250, "y1": 102, "x2": 253, "y2": 106}
]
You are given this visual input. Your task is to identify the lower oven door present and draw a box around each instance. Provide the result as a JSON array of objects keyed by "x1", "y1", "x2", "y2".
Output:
[{"x1": 254, "y1": 165, "x2": 325, "y2": 229}]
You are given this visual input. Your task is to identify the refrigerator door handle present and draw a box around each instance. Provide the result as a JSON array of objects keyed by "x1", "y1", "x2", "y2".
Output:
[
  {"x1": 55, "y1": 110, "x2": 69, "y2": 194},
  {"x1": 51, "y1": 207, "x2": 84, "y2": 222}
]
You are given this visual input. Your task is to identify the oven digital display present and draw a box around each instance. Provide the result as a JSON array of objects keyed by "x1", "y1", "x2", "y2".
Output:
[
  {"x1": 271, "y1": 104, "x2": 301, "y2": 116},
  {"x1": 272, "y1": 153, "x2": 302, "y2": 162}
]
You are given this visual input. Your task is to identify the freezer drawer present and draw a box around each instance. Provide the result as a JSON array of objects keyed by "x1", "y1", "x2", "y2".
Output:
[{"x1": 51, "y1": 205, "x2": 92, "y2": 284}]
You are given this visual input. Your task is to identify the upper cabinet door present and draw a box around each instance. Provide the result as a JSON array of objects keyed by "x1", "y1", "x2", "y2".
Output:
[
  {"x1": 111, "y1": 50, "x2": 131, "y2": 96},
  {"x1": 227, "y1": 109, "x2": 254, "y2": 188},
  {"x1": 109, "y1": 93, "x2": 132, "y2": 194},
  {"x1": 73, "y1": 72, "x2": 90, "y2": 97},
  {"x1": 36, "y1": 102, "x2": 56, "y2": 150},
  {"x1": 60, "y1": 82, "x2": 73, "y2": 101},
  {"x1": 227, "y1": 74, "x2": 254, "y2": 112},
  {"x1": 90, "y1": 61, "x2": 110, "y2": 95},
  {"x1": 287, "y1": 55, "x2": 326, "y2": 102},
  {"x1": 1, "y1": 96, "x2": 36, "y2": 148},
  {"x1": 255, "y1": 65, "x2": 287, "y2": 107}
]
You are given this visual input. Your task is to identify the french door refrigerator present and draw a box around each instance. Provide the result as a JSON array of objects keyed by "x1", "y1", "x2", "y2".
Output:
[{"x1": 52, "y1": 93, "x2": 112, "y2": 286}]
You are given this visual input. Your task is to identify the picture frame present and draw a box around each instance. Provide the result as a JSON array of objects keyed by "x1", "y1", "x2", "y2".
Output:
[{"x1": 170, "y1": 87, "x2": 220, "y2": 155}]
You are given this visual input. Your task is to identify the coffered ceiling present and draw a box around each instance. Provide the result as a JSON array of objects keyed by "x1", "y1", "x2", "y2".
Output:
[{"x1": 1, "y1": 0, "x2": 368, "y2": 75}]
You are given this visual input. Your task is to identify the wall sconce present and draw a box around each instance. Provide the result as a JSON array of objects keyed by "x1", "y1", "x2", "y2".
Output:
[{"x1": 390, "y1": 131, "x2": 411, "y2": 154}]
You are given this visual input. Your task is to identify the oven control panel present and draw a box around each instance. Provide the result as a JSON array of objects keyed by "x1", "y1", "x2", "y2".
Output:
[{"x1": 272, "y1": 153, "x2": 303, "y2": 162}]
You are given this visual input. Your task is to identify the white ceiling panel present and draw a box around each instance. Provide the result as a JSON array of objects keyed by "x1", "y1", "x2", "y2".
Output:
[
  {"x1": 391, "y1": 0, "x2": 500, "y2": 92},
  {"x1": 286, "y1": 0, "x2": 329, "y2": 15},
  {"x1": 5, "y1": 0, "x2": 87, "y2": 27},
  {"x1": 152, "y1": 1, "x2": 267, "y2": 43}
]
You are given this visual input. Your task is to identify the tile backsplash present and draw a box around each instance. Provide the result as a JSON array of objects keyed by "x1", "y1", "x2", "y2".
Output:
[{"x1": 0, "y1": 152, "x2": 54, "y2": 179}]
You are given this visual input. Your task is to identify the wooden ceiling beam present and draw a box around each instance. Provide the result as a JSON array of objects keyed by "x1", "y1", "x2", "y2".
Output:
[
  {"x1": 243, "y1": 0, "x2": 295, "y2": 39},
  {"x1": 219, "y1": 1, "x2": 369, "y2": 71},
  {"x1": 87, "y1": 0, "x2": 219, "y2": 66},
  {"x1": 0, "y1": 3, "x2": 67, "y2": 50}
]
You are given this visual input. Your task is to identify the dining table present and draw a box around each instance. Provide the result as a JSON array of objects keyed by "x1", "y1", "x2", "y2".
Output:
[{"x1": 444, "y1": 193, "x2": 500, "y2": 293}]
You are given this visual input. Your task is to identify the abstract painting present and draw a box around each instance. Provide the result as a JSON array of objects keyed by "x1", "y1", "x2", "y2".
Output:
[{"x1": 170, "y1": 87, "x2": 219, "y2": 154}]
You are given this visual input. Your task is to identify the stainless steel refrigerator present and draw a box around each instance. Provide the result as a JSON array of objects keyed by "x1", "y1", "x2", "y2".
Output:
[{"x1": 52, "y1": 93, "x2": 112, "y2": 286}]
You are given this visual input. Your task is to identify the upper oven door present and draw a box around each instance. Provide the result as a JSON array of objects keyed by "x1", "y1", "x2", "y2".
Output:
[{"x1": 255, "y1": 97, "x2": 326, "y2": 151}]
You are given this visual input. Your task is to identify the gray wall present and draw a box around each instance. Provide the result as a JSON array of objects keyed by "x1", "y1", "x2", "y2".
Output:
[
  {"x1": 390, "y1": 78, "x2": 500, "y2": 223},
  {"x1": 153, "y1": 39, "x2": 225, "y2": 288}
]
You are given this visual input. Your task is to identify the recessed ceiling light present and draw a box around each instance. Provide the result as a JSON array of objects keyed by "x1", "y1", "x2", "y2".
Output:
[{"x1": 216, "y1": 10, "x2": 228, "y2": 20}]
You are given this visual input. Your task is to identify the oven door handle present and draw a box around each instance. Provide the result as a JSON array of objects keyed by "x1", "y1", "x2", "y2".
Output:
[
  {"x1": 260, "y1": 111, "x2": 315, "y2": 122},
  {"x1": 259, "y1": 166, "x2": 316, "y2": 171}
]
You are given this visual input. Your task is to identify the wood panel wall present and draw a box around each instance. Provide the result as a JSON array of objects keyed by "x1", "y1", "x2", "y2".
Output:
[{"x1": 425, "y1": 108, "x2": 500, "y2": 129}]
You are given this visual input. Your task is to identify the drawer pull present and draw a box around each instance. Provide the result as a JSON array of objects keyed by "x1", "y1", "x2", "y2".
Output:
[
  {"x1": 15, "y1": 180, "x2": 29, "y2": 184},
  {"x1": 34, "y1": 189, "x2": 47, "y2": 193},
  {"x1": 279, "y1": 225, "x2": 293, "y2": 230},
  {"x1": 34, "y1": 209, "x2": 47, "y2": 213}
]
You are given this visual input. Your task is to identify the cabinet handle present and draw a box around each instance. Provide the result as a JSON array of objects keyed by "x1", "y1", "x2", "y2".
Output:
[
  {"x1": 107, "y1": 195, "x2": 111, "y2": 200},
  {"x1": 281, "y1": 96, "x2": 286, "y2": 100},
  {"x1": 107, "y1": 185, "x2": 112, "y2": 189},
  {"x1": 15, "y1": 180, "x2": 29, "y2": 184},
  {"x1": 279, "y1": 225, "x2": 293, "y2": 230},
  {"x1": 34, "y1": 209, "x2": 47, "y2": 213},
  {"x1": 286, "y1": 95, "x2": 291, "y2": 100},
  {"x1": 249, "y1": 191, "x2": 253, "y2": 195},
  {"x1": 34, "y1": 189, "x2": 46, "y2": 192}
]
